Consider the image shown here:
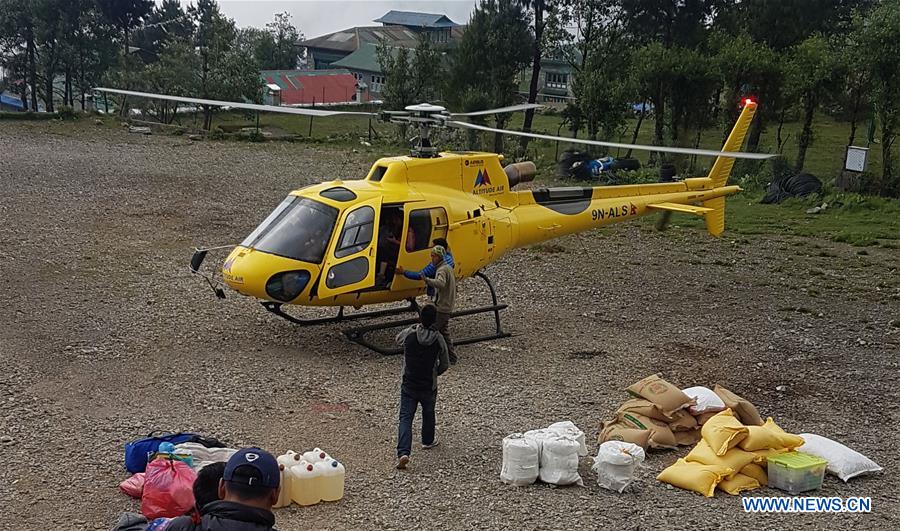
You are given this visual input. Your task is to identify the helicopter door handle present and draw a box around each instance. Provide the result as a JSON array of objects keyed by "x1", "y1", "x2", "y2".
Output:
[{"x1": 538, "y1": 223, "x2": 561, "y2": 231}]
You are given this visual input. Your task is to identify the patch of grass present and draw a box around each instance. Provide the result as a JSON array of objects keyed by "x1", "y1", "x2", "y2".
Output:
[{"x1": 647, "y1": 191, "x2": 900, "y2": 246}]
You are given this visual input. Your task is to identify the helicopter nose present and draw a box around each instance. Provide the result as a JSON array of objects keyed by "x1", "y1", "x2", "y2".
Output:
[{"x1": 221, "y1": 247, "x2": 317, "y2": 303}]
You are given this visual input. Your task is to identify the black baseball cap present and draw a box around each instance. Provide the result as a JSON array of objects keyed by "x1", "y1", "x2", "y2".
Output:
[{"x1": 223, "y1": 448, "x2": 280, "y2": 489}]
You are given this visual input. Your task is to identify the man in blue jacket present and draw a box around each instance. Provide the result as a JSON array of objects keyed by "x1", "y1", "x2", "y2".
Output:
[{"x1": 395, "y1": 238, "x2": 454, "y2": 299}]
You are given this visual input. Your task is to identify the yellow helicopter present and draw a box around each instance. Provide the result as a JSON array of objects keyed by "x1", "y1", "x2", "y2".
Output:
[{"x1": 97, "y1": 88, "x2": 771, "y2": 353}]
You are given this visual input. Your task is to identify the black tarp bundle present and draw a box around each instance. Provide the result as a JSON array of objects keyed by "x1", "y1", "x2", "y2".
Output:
[{"x1": 761, "y1": 173, "x2": 823, "y2": 204}]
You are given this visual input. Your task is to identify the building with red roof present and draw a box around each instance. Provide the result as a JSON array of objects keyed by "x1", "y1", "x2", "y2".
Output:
[{"x1": 260, "y1": 69, "x2": 369, "y2": 105}]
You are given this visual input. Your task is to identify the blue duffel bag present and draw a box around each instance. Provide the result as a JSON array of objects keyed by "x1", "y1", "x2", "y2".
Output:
[{"x1": 124, "y1": 432, "x2": 202, "y2": 473}]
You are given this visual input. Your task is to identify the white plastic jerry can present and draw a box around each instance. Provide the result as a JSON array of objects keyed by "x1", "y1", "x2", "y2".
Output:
[
  {"x1": 302, "y1": 447, "x2": 329, "y2": 464},
  {"x1": 320, "y1": 458, "x2": 345, "y2": 502},
  {"x1": 291, "y1": 460, "x2": 321, "y2": 506},
  {"x1": 274, "y1": 464, "x2": 292, "y2": 508}
]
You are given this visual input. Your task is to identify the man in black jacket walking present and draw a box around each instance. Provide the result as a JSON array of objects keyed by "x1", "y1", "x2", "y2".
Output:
[{"x1": 395, "y1": 303, "x2": 450, "y2": 469}]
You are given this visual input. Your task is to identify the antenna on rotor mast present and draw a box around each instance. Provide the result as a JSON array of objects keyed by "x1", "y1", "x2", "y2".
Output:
[{"x1": 386, "y1": 103, "x2": 448, "y2": 158}]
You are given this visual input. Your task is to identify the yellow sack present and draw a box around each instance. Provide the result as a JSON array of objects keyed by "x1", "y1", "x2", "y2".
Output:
[
  {"x1": 685, "y1": 440, "x2": 756, "y2": 479},
  {"x1": 738, "y1": 418, "x2": 805, "y2": 451},
  {"x1": 751, "y1": 447, "x2": 788, "y2": 464},
  {"x1": 717, "y1": 473, "x2": 760, "y2": 495},
  {"x1": 657, "y1": 458, "x2": 732, "y2": 497},
  {"x1": 701, "y1": 409, "x2": 749, "y2": 456},
  {"x1": 741, "y1": 463, "x2": 768, "y2": 486}
]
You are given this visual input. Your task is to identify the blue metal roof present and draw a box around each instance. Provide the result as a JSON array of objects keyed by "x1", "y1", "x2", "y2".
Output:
[
  {"x1": 0, "y1": 93, "x2": 25, "y2": 110},
  {"x1": 373, "y1": 10, "x2": 458, "y2": 28}
]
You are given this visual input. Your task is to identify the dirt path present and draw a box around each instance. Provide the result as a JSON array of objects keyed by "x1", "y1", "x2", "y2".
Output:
[{"x1": 0, "y1": 121, "x2": 897, "y2": 530}]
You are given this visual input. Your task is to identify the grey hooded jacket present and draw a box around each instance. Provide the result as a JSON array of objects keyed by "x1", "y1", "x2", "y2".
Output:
[{"x1": 396, "y1": 324, "x2": 450, "y2": 395}]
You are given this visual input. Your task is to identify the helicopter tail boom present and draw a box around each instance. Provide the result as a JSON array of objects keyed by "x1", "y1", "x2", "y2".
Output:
[{"x1": 707, "y1": 101, "x2": 758, "y2": 188}]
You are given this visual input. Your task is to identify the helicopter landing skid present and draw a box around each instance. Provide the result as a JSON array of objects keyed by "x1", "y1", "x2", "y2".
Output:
[
  {"x1": 342, "y1": 271, "x2": 511, "y2": 355},
  {"x1": 260, "y1": 298, "x2": 420, "y2": 326}
]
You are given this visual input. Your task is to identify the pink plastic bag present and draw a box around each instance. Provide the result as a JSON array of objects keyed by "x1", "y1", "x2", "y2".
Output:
[
  {"x1": 119, "y1": 472, "x2": 146, "y2": 498},
  {"x1": 141, "y1": 459, "x2": 197, "y2": 520}
]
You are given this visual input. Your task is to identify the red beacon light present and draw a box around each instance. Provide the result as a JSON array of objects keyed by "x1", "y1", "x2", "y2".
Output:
[{"x1": 743, "y1": 97, "x2": 756, "y2": 106}]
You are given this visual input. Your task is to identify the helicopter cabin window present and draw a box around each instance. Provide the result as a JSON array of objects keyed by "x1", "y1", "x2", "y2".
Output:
[
  {"x1": 334, "y1": 205, "x2": 375, "y2": 258},
  {"x1": 320, "y1": 186, "x2": 357, "y2": 202},
  {"x1": 325, "y1": 256, "x2": 368, "y2": 289},
  {"x1": 368, "y1": 165, "x2": 389, "y2": 182},
  {"x1": 241, "y1": 196, "x2": 338, "y2": 264},
  {"x1": 406, "y1": 207, "x2": 448, "y2": 252}
]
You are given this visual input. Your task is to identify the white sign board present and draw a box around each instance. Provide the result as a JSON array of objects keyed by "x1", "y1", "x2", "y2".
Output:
[{"x1": 845, "y1": 146, "x2": 869, "y2": 172}]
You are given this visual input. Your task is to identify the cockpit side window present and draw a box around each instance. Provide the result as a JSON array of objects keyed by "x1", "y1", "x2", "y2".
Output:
[{"x1": 334, "y1": 205, "x2": 375, "y2": 258}]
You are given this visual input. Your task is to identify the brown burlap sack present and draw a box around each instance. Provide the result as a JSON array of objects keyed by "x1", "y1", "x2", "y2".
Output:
[
  {"x1": 617, "y1": 411, "x2": 678, "y2": 449},
  {"x1": 626, "y1": 374, "x2": 694, "y2": 417},
  {"x1": 674, "y1": 428, "x2": 702, "y2": 447},
  {"x1": 599, "y1": 421, "x2": 651, "y2": 450},
  {"x1": 667, "y1": 409, "x2": 698, "y2": 432},
  {"x1": 616, "y1": 398, "x2": 672, "y2": 422},
  {"x1": 713, "y1": 385, "x2": 764, "y2": 426},
  {"x1": 695, "y1": 411, "x2": 718, "y2": 425}
]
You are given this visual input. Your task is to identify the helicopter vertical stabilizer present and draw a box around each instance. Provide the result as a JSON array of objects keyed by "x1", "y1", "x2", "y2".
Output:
[
  {"x1": 702, "y1": 100, "x2": 758, "y2": 236},
  {"x1": 706, "y1": 100, "x2": 758, "y2": 188}
]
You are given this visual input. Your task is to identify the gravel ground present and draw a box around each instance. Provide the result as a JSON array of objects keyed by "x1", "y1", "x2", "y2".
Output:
[{"x1": 0, "y1": 120, "x2": 898, "y2": 530}]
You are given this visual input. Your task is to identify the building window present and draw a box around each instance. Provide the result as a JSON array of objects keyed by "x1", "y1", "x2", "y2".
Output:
[
  {"x1": 546, "y1": 73, "x2": 568, "y2": 89},
  {"x1": 371, "y1": 75, "x2": 385, "y2": 92}
]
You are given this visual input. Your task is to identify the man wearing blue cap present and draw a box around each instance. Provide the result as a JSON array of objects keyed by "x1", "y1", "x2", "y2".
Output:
[{"x1": 166, "y1": 448, "x2": 279, "y2": 531}]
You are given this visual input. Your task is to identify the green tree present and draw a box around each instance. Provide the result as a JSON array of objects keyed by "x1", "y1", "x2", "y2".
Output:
[
  {"x1": 376, "y1": 45, "x2": 414, "y2": 109},
  {"x1": 190, "y1": 0, "x2": 261, "y2": 129},
  {"x1": 620, "y1": 0, "x2": 714, "y2": 49},
  {"x1": 785, "y1": 35, "x2": 840, "y2": 172},
  {"x1": 265, "y1": 12, "x2": 302, "y2": 69},
  {"x1": 854, "y1": 0, "x2": 900, "y2": 193},
  {"x1": 449, "y1": 0, "x2": 533, "y2": 152},
  {"x1": 710, "y1": 32, "x2": 778, "y2": 145},
  {"x1": 0, "y1": 0, "x2": 38, "y2": 109},
  {"x1": 570, "y1": 7, "x2": 632, "y2": 143},
  {"x1": 516, "y1": 0, "x2": 565, "y2": 152},
  {"x1": 632, "y1": 42, "x2": 676, "y2": 161},
  {"x1": 96, "y1": 0, "x2": 153, "y2": 55},
  {"x1": 134, "y1": 0, "x2": 193, "y2": 60},
  {"x1": 140, "y1": 38, "x2": 199, "y2": 123}
]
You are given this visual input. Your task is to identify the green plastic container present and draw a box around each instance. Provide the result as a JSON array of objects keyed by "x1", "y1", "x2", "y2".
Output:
[{"x1": 767, "y1": 451, "x2": 827, "y2": 495}]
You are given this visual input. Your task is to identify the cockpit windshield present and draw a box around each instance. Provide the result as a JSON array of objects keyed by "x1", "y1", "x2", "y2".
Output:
[{"x1": 241, "y1": 196, "x2": 339, "y2": 264}]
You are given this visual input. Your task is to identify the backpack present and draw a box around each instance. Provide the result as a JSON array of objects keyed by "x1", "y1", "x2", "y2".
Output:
[{"x1": 125, "y1": 432, "x2": 226, "y2": 473}]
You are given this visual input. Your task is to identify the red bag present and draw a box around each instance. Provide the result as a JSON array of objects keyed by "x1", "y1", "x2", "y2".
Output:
[
  {"x1": 141, "y1": 458, "x2": 197, "y2": 520},
  {"x1": 119, "y1": 472, "x2": 146, "y2": 498}
]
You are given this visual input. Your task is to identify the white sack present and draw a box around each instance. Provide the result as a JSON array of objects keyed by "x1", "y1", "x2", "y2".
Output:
[
  {"x1": 798, "y1": 433, "x2": 883, "y2": 482},
  {"x1": 523, "y1": 428, "x2": 553, "y2": 459},
  {"x1": 500, "y1": 433, "x2": 540, "y2": 486},
  {"x1": 547, "y1": 421, "x2": 588, "y2": 457},
  {"x1": 591, "y1": 441, "x2": 646, "y2": 493},
  {"x1": 681, "y1": 386, "x2": 727, "y2": 415},
  {"x1": 174, "y1": 442, "x2": 237, "y2": 468},
  {"x1": 538, "y1": 434, "x2": 583, "y2": 486}
]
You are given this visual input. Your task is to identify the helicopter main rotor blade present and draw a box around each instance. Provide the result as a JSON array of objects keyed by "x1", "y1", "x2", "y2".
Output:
[
  {"x1": 448, "y1": 120, "x2": 776, "y2": 160},
  {"x1": 93, "y1": 88, "x2": 378, "y2": 117},
  {"x1": 449, "y1": 103, "x2": 543, "y2": 117}
]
